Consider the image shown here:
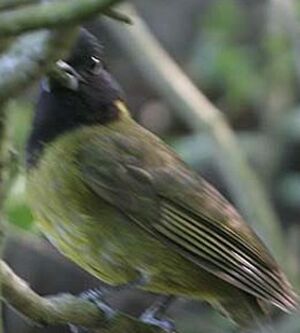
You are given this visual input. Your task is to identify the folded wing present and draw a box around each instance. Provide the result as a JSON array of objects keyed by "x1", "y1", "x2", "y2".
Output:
[{"x1": 78, "y1": 127, "x2": 298, "y2": 313}]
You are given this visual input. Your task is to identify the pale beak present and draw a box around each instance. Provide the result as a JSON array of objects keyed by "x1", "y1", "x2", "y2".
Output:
[{"x1": 55, "y1": 60, "x2": 86, "y2": 91}]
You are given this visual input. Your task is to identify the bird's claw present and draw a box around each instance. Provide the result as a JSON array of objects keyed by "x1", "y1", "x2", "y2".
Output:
[
  {"x1": 68, "y1": 288, "x2": 115, "y2": 333},
  {"x1": 80, "y1": 288, "x2": 116, "y2": 319},
  {"x1": 140, "y1": 296, "x2": 176, "y2": 333},
  {"x1": 140, "y1": 311, "x2": 176, "y2": 333}
]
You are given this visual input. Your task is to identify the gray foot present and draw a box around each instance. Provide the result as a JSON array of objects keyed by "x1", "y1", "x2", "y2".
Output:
[
  {"x1": 68, "y1": 275, "x2": 151, "y2": 333},
  {"x1": 140, "y1": 296, "x2": 176, "y2": 333},
  {"x1": 68, "y1": 288, "x2": 115, "y2": 333}
]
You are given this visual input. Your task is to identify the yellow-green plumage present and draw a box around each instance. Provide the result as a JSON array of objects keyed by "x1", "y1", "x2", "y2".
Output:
[
  {"x1": 27, "y1": 110, "x2": 297, "y2": 328},
  {"x1": 27, "y1": 115, "x2": 235, "y2": 294},
  {"x1": 26, "y1": 29, "x2": 298, "y2": 330}
]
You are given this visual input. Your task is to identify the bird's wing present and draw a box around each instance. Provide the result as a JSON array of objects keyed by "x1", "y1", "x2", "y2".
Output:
[{"x1": 77, "y1": 126, "x2": 297, "y2": 312}]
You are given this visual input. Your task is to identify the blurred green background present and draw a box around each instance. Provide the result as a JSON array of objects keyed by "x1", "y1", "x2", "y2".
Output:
[{"x1": 2, "y1": 0, "x2": 300, "y2": 332}]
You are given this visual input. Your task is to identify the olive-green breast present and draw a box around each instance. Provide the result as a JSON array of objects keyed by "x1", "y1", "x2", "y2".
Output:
[
  {"x1": 26, "y1": 124, "x2": 238, "y2": 300},
  {"x1": 27, "y1": 126, "x2": 137, "y2": 284}
]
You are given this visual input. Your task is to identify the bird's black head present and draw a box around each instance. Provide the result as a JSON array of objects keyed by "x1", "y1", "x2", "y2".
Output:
[{"x1": 26, "y1": 28, "x2": 125, "y2": 168}]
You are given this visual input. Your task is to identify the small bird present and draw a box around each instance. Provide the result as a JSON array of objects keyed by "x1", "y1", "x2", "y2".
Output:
[{"x1": 26, "y1": 28, "x2": 298, "y2": 331}]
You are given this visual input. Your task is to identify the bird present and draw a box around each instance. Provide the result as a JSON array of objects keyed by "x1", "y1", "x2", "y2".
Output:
[{"x1": 26, "y1": 28, "x2": 298, "y2": 331}]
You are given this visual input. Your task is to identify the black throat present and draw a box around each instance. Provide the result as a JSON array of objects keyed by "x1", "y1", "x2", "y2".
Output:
[{"x1": 26, "y1": 87, "x2": 121, "y2": 169}]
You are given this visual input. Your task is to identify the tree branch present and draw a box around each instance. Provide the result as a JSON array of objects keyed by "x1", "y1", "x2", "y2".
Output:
[
  {"x1": 104, "y1": 4, "x2": 286, "y2": 263},
  {"x1": 0, "y1": 259, "x2": 166, "y2": 332},
  {"x1": 0, "y1": 28, "x2": 79, "y2": 103},
  {"x1": 0, "y1": 0, "x2": 123, "y2": 37},
  {"x1": 0, "y1": 0, "x2": 131, "y2": 25}
]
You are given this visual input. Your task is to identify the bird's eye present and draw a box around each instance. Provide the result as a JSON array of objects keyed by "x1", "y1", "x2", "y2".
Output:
[{"x1": 88, "y1": 56, "x2": 103, "y2": 75}]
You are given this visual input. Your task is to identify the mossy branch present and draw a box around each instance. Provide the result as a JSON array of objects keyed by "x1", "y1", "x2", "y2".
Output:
[
  {"x1": 0, "y1": 0, "x2": 123, "y2": 37},
  {"x1": 0, "y1": 29, "x2": 78, "y2": 103},
  {"x1": 0, "y1": 259, "x2": 167, "y2": 333}
]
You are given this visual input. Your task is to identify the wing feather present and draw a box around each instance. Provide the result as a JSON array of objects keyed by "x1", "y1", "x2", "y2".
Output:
[
  {"x1": 163, "y1": 200, "x2": 285, "y2": 291},
  {"x1": 78, "y1": 125, "x2": 298, "y2": 313},
  {"x1": 154, "y1": 198, "x2": 297, "y2": 311}
]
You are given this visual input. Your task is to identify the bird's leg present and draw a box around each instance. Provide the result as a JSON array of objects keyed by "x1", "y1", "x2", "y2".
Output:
[
  {"x1": 140, "y1": 295, "x2": 176, "y2": 333},
  {"x1": 68, "y1": 289, "x2": 115, "y2": 333},
  {"x1": 68, "y1": 274, "x2": 148, "y2": 333}
]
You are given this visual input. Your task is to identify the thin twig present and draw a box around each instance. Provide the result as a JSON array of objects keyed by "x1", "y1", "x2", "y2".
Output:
[{"x1": 104, "y1": 8, "x2": 132, "y2": 24}]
